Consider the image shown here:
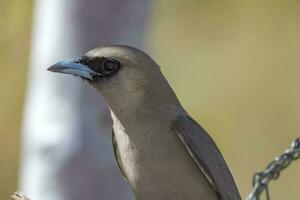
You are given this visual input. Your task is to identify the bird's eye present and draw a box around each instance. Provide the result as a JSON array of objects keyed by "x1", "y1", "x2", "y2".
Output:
[{"x1": 102, "y1": 58, "x2": 120, "y2": 73}]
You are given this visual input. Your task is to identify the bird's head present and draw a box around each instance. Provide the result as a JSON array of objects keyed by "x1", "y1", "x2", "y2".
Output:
[{"x1": 48, "y1": 45, "x2": 176, "y2": 116}]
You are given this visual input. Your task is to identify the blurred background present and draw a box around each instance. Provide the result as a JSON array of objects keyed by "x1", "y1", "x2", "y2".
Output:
[{"x1": 1, "y1": 0, "x2": 300, "y2": 200}]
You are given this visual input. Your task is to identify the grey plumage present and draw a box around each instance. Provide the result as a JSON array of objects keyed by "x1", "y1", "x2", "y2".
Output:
[
  {"x1": 48, "y1": 45, "x2": 241, "y2": 200},
  {"x1": 174, "y1": 115, "x2": 241, "y2": 200}
]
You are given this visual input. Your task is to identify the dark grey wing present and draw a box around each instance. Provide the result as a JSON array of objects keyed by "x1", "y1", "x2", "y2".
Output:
[
  {"x1": 112, "y1": 129, "x2": 128, "y2": 181},
  {"x1": 173, "y1": 115, "x2": 241, "y2": 200}
]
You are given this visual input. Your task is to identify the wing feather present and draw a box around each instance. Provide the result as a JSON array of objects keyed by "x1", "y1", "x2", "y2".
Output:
[{"x1": 173, "y1": 115, "x2": 241, "y2": 200}]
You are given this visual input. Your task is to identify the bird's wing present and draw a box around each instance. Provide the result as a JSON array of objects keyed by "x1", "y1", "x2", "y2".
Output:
[
  {"x1": 112, "y1": 129, "x2": 128, "y2": 181},
  {"x1": 173, "y1": 115, "x2": 241, "y2": 200}
]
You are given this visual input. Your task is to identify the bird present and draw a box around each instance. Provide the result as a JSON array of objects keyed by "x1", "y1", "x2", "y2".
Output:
[{"x1": 48, "y1": 45, "x2": 241, "y2": 200}]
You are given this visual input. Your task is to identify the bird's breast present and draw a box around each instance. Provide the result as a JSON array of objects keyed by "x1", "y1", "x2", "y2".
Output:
[
  {"x1": 111, "y1": 110, "x2": 144, "y2": 186},
  {"x1": 111, "y1": 112, "x2": 219, "y2": 200}
]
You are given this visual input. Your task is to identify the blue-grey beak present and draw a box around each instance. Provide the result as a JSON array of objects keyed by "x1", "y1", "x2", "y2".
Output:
[{"x1": 47, "y1": 58, "x2": 100, "y2": 80}]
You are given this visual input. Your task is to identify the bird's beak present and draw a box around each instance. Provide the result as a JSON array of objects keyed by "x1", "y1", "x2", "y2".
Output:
[{"x1": 47, "y1": 58, "x2": 100, "y2": 80}]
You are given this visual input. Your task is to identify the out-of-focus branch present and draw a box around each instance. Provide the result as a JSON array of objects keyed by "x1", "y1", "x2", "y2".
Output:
[{"x1": 11, "y1": 192, "x2": 30, "y2": 200}]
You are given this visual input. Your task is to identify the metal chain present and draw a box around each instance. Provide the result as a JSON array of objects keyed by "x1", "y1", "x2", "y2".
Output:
[{"x1": 246, "y1": 137, "x2": 300, "y2": 200}]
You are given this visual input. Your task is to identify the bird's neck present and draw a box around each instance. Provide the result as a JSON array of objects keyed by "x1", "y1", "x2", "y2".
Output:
[
  {"x1": 110, "y1": 76, "x2": 185, "y2": 128},
  {"x1": 110, "y1": 92, "x2": 184, "y2": 131}
]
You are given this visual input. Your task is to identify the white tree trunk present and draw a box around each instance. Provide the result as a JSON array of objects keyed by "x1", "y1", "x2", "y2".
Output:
[{"x1": 20, "y1": 0, "x2": 150, "y2": 200}]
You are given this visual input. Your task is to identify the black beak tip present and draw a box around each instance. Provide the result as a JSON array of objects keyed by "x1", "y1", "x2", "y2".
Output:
[{"x1": 47, "y1": 66, "x2": 55, "y2": 72}]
